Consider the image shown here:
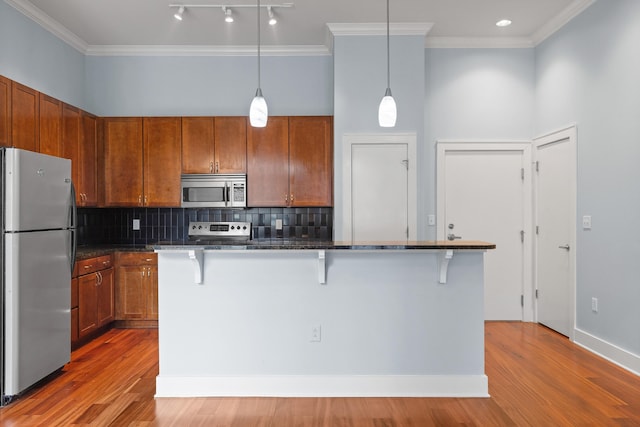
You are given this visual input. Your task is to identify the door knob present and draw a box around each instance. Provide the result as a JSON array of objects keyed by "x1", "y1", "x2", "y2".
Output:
[
  {"x1": 558, "y1": 244, "x2": 570, "y2": 250},
  {"x1": 448, "y1": 233, "x2": 462, "y2": 241}
]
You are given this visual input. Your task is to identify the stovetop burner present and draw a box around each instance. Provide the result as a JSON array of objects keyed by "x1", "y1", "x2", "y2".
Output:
[{"x1": 188, "y1": 221, "x2": 252, "y2": 241}]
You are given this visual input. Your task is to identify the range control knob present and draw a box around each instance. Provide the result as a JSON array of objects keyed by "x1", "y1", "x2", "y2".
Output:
[{"x1": 243, "y1": 226, "x2": 247, "y2": 230}]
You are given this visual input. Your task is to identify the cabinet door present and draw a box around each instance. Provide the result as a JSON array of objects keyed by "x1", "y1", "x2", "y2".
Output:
[
  {"x1": 78, "y1": 273, "x2": 98, "y2": 338},
  {"x1": 143, "y1": 117, "x2": 181, "y2": 207},
  {"x1": 181, "y1": 117, "x2": 214, "y2": 173},
  {"x1": 71, "y1": 277, "x2": 79, "y2": 344},
  {"x1": 116, "y1": 265, "x2": 146, "y2": 320},
  {"x1": 62, "y1": 103, "x2": 81, "y2": 203},
  {"x1": 247, "y1": 116, "x2": 289, "y2": 206},
  {"x1": 11, "y1": 82, "x2": 39, "y2": 152},
  {"x1": 146, "y1": 266, "x2": 158, "y2": 320},
  {"x1": 103, "y1": 117, "x2": 143, "y2": 206},
  {"x1": 38, "y1": 94, "x2": 62, "y2": 156},
  {"x1": 289, "y1": 116, "x2": 333, "y2": 206},
  {"x1": 215, "y1": 116, "x2": 247, "y2": 174},
  {"x1": 80, "y1": 113, "x2": 98, "y2": 206},
  {"x1": 97, "y1": 268, "x2": 115, "y2": 326},
  {"x1": 0, "y1": 76, "x2": 10, "y2": 147}
]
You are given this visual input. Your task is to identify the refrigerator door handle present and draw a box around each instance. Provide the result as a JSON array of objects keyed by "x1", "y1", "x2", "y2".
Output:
[{"x1": 69, "y1": 181, "x2": 78, "y2": 274}]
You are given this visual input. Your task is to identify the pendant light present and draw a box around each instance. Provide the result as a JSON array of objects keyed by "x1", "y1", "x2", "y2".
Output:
[
  {"x1": 249, "y1": 0, "x2": 268, "y2": 127},
  {"x1": 378, "y1": 0, "x2": 397, "y2": 127}
]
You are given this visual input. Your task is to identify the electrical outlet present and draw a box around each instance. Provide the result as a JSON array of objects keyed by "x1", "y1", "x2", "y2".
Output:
[
  {"x1": 428, "y1": 215, "x2": 436, "y2": 226},
  {"x1": 591, "y1": 297, "x2": 598, "y2": 313},
  {"x1": 310, "y1": 325, "x2": 321, "y2": 342},
  {"x1": 582, "y1": 215, "x2": 592, "y2": 230},
  {"x1": 132, "y1": 219, "x2": 140, "y2": 231},
  {"x1": 275, "y1": 219, "x2": 283, "y2": 230}
]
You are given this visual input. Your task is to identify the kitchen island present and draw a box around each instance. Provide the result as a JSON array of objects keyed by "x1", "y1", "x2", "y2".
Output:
[{"x1": 153, "y1": 240, "x2": 495, "y2": 398}]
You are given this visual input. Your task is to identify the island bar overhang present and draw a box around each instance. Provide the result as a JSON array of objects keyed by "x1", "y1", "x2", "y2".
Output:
[{"x1": 154, "y1": 241, "x2": 495, "y2": 398}]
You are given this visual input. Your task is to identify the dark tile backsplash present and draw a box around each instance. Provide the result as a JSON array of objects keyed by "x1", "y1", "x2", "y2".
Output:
[{"x1": 77, "y1": 207, "x2": 333, "y2": 246}]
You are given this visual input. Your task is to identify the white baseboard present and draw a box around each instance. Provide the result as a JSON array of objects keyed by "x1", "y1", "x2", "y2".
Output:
[
  {"x1": 155, "y1": 374, "x2": 489, "y2": 398},
  {"x1": 574, "y1": 328, "x2": 640, "y2": 376}
]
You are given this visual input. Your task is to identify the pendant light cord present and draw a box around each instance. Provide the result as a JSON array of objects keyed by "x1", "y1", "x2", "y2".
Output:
[
  {"x1": 257, "y1": 0, "x2": 261, "y2": 90},
  {"x1": 386, "y1": 0, "x2": 390, "y2": 89}
]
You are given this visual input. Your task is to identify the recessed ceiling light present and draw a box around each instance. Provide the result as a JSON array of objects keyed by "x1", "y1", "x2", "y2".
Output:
[{"x1": 496, "y1": 19, "x2": 512, "y2": 27}]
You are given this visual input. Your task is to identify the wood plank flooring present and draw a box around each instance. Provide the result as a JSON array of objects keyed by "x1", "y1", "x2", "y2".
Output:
[{"x1": 1, "y1": 322, "x2": 639, "y2": 426}]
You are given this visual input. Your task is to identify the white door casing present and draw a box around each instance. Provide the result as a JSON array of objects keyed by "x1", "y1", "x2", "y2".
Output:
[
  {"x1": 342, "y1": 133, "x2": 417, "y2": 242},
  {"x1": 534, "y1": 126, "x2": 577, "y2": 339},
  {"x1": 437, "y1": 141, "x2": 533, "y2": 321}
]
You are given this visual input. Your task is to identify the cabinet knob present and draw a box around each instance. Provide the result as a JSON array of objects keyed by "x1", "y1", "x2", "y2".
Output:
[
  {"x1": 210, "y1": 161, "x2": 214, "y2": 173},
  {"x1": 145, "y1": 258, "x2": 153, "y2": 262},
  {"x1": 138, "y1": 195, "x2": 142, "y2": 206},
  {"x1": 290, "y1": 194, "x2": 294, "y2": 204}
]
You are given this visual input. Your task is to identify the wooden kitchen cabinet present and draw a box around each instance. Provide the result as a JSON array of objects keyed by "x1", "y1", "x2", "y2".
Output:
[
  {"x1": 103, "y1": 117, "x2": 180, "y2": 207},
  {"x1": 103, "y1": 117, "x2": 143, "y2": 206},
  {"x1": 38, "y1": 93, "x2": 62, "y2": 156},
  {"x1": 0, "y1": 75, "x2": 10, "y2": 147},
  {"x1": 79, "y1": 112, "x2": 98, "y2": 205},
  {"x1": 77, "y1": 255, "x2": 115, "y2": 339},
  {"x1": 143, "y1": 117, "x2": 181, "y2": 207},
  {"x1": 11, "y1": 81, "x2": 39, "y2": 152},
  {"x1": 115, "y1": 252, "x2": 158, "y2": 325},
  {"x1": 181, "y1": 116, "x2": 247, "y2": 174},
  {"x1": 247, "y1": 116, "x2": 333, "y2": 207},
  {"x1": 62, "y1": 103, "x2": 81, "y2": 201}
]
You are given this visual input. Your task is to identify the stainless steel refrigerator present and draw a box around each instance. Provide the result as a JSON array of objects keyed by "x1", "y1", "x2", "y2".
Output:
[{"x1": 0, "y1": 148, "x2": 76, "y2": 406}]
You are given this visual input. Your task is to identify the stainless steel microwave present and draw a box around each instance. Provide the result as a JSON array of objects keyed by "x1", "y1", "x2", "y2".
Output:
[{"x1": 180, "y1": 174, "x2": 247, "y2": 208}]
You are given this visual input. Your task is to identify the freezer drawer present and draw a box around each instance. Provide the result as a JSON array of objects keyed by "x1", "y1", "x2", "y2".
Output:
[{"x1": 3, "y1": 229, "x2": 72, "y2": 397}]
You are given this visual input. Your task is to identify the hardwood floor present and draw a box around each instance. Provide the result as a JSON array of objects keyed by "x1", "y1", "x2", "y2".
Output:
[{"x1": 1, "y1": 322, "x2": 639, "y2": 426}]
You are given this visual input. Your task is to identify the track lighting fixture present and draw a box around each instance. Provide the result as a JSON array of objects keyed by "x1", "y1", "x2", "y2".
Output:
[
  {"x1": 174, "y1": 5, "x2": 185, "y2": 21},
  {"x1": 223, "y1": 7, "x2": 234, "y2": 23},
  {"x1": 267, "y1": 6, "x2": 277, "y2": 26},
  {"x1": 378, "y1": 0, "x2": 397, "y2": 127}
]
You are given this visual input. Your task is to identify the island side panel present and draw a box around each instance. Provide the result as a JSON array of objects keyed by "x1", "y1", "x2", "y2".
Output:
[{"x1": 156, "y1": 249, "x2": 486, "y2": 396}]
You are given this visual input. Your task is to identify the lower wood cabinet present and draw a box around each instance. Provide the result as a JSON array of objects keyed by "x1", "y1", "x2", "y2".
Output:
[
  {"x1": 115, "y1": 252, "x2": 158, "y2": 325},
  {"x1": 75, "y1": 255, "x2": 115, "y2": 341}
]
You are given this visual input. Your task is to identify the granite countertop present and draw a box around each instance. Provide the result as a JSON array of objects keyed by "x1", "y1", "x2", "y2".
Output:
[
  {"x1": 152, "y1": 240, "x2": 496, "y2": 251},
  {"x1": 75, "y1": 245, "x2": 153, "y2": 260}
]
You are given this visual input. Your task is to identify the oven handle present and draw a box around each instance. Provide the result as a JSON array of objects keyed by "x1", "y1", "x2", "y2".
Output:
[{"x1": 226, "y1": 185, "x2": 230, "y2": 206}]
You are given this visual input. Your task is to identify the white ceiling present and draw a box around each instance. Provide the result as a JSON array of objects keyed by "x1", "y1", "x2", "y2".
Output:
[{"x1": 6, "y1": 0, "x2": 596, "y2": 55}]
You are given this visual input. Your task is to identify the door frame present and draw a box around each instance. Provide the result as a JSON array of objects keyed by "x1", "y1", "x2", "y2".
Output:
[
  {"x1": 436, "y1": 140, "x2": 534, "y2": 322},
  {"x1": 533, "y1": 125, "x2": 577, "y2": 341},
  {"x1": 342, "y1": 133, "x2": 417, "y2": 242}
]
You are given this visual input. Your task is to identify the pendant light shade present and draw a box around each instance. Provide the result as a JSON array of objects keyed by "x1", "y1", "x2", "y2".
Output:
[
  {"x1": 378, "y1": 0, "x2": 396, "y2": 127},
  {"x1": 249, "y1": 0, "x2": 268, "y2": 127}
]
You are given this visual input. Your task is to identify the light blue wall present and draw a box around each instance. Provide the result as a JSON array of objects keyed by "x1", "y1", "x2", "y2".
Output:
[
  {"x1": 424, "y1": 48, "x2": 536, "y2": 238},
  {"x1": 0, "y1": 1, "x2": 85, "y2": 109},
  {"x1": 333, "y1": 35, "x2": 426, "y2": 240},
  {"x1": 85, "y1": 55, "x2": 333, "y2": 117},
  {"x1": 536, "y1": 0, "x2": 640, "y2": 356}
]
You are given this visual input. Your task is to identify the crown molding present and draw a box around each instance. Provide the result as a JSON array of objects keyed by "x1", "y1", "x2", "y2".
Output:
[
  {"x1": 326, "y1": 23, "x2": 434, "y2": 37},
  {"x1": 531, "y1": 0, "x2": 597, "y2": 45},
  {"x1": 425, "y1": 36, "x2": 535, "y2": 49},
  {"x1": 85, "y1": 44, "x2": 331, "y2": 57},
  {"x1": 4, "y1": 0, "x2": 88, "y2": 53}
]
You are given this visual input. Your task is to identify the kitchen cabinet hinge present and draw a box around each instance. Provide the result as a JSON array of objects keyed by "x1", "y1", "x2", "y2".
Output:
[
  {"x1": 521, "y1": 295, "x2": 524, "y2": 307},
  {"x1": 520, "y1": 230, "x2": 524, "y2": 243},
  {"x1": 535, "y1": 161, "x2": 539, "y2": 172},
  {"x1": 535, "y1": 289, "x2": 539, "y2": 299},
  {"x1": 521, "y1": 168, "x2": 525, "y2": 181}
]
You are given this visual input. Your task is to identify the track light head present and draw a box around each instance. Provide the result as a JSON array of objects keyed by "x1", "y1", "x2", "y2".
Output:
[
  {"x1": 223, "y1": 7, "x2": 234, "y2": 23},
  {"x1": 174, "y1": 6, "x2": 185, "y2": 21},
  {"x1": 267, "y1": 6, "x2": 277, "y2": 26}
]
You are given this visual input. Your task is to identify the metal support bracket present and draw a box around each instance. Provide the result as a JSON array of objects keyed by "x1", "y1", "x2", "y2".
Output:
[
  {"x1": 318, "y1": 250, "x2": 326, "y2": 284},
  {"x1": 188, "y1": 249, "x2": 204, "y2": 284},
  {"x1": 438, "y1": 250, "x2": 454, "y2": 284}
]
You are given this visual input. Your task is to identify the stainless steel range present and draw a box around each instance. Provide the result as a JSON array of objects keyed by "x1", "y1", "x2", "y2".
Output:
[{"x1": 188, "y1": 221, "x2": 252, "y2": 242}]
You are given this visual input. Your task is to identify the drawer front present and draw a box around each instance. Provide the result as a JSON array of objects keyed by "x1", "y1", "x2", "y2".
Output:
[
  {"x1": 76, "y1": 254, "x2": 113, "y2": 275},
  {"x1": 116, "y1": 252, "x2": 157, "y2": 266}
]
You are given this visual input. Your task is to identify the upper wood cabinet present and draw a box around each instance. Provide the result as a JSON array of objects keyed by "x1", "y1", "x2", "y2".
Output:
[
  {"x1": 103, "y1": 117, "x2": 144, "y2": 206},
  {"x1": 247, "y1": 116, "x2": 290, "y2": 206},
  {"x1": 288, "y1": 116, "x2": 333, "y2": 207},
  {"x1": 39, "y1": 94, "x2": 62, "y2": 157},
  {"x1": 181, "y1": 116, "x2": 246, "y2": 174},
  {"x1": 247, "y1": 116, "x2": 333, "y2": 207},
  {"x1": 80, "y1": 112, "x2": 98, "y2": 206},
  {"x1": 62, "y1": 103, "x2": 81, "y2": 200},
  {"x1": 0, "y1": 76, "x2": 10, "y2": 147},
  {"x1": 103, "y1": 117, "x2": 181, "y2": 207},
  {"x1": 11, "y1": 82, "x2": 39, "y2": 152},
  {"x1": 143, "y1": 117, "x2": 182, "y2": 207}
]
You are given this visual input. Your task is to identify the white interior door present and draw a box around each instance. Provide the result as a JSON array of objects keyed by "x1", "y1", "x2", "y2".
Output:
[
  {"x1": 352, "y1": 144, "x2": 408, "y2": 241},
  {"x1": 437, "y1": 143, "x2": 531, "y2": 321},
  {"x1": 535, "y1": 127, "x2": 576, "y2": 338},
  {"x1": 342, "y1": 134, "x2": 417, "y2": 243}
]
